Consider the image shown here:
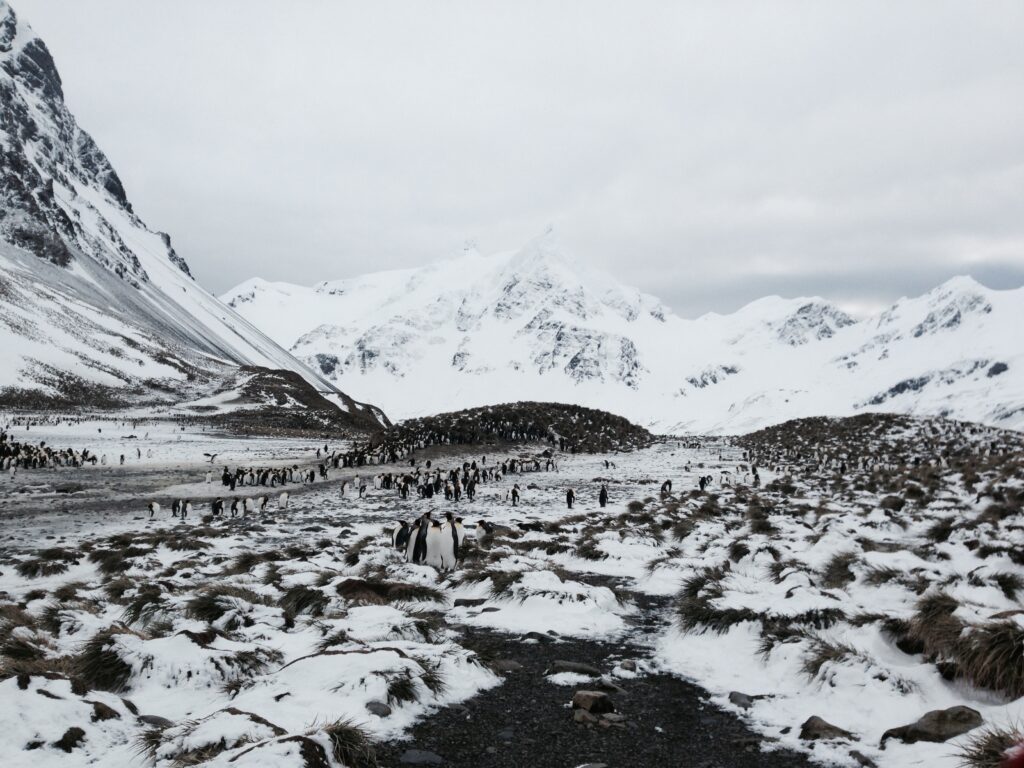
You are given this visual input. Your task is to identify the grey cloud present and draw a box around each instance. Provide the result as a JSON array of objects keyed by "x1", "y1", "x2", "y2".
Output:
[{"x1": 15, "y1": 0, "x2": 1024, "y2": 312}]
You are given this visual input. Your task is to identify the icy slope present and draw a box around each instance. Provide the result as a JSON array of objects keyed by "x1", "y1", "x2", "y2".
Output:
[
  {"x1": 0, "y1": 1, "x2": 384, "y2": 425},
  {"x1": 223, "y1": 232, "x2": 1024, "y2": 434}
]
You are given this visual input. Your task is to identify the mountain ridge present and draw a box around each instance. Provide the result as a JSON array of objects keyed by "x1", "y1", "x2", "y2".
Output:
[
  {"x1": 222, "y1": 233, "x2": 1024, "y2": 434},
  {"x1": 0, "y1": 0, "x2": 387, "y2": 430}
]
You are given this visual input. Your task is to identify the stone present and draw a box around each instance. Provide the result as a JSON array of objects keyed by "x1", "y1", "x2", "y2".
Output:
[
  {"x1": 89, "y1": 701, "x2": 121, "y2": 721},
  {"x1": 548, "y1": 660, "x2": 601, "y2": 676},
  {"x1": 619, "y1": 660, "x2": 637, "y2": 672},
  {"x1": 52, "y1": 726, "x2": 86, "y2": 752},
  {"x1": 490, "y1": 659, "x2": 523, "y2": 673},
  {"x1": 602, "y1": 713, "x2": 627, "y2": 723},
  {"x1": 595, "y1": 676, "x2": 626, "y2": 694},
  {"x1": 799, "y1": 716, "x2": 855, "y2": 741},
  {"x1": 729, "y1": 691, "x2": 755, "y2": 710},
  {"x1": 480, "y1": 607, "x2": 501, "y2": 613},
  {"x1": 572, "y1": 690, "x2": 615, "y2": 715},
  {"x1": 453, "y1": 598, "x2": 486, "y2": 607},
  {"x1": 850, "y1": 750, "x2": 879, "y2": 767},
  {"x1": 138, "y1": 714, "x2": 174, "y2": 728},
  {"x1": 366, "y1": 700, "x2": 392, "y2": 717},
  {"x1": 522, "y1": 631, "x2": 553, "y2": 643},
  {"x1": 574, "y1": 709, "x2": 599, "y2": 725},
  {"x1": 400, "y1": 749, "x2": 444, "y2": 765},
  {"x1": 879, "y1": 706, "x2": 983, "y2": 747}
]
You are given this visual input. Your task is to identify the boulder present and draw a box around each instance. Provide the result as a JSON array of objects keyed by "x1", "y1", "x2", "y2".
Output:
[
  {"x1": 729, "y1": 691, "x2": 755, "y2": 710},
  {"x1": 880, "y1": 706, "x2": 983, "y2": 747},
  {"x1": 572, "y1": 690, "x2": 615, "y2": 714},
  {"x1": 573, "y1": 709, "x2": 599, "y2": 725},
  {"x1": 89, "y1": 701, "x2": 121, "y2": 721},
  {"x1": 619, "y1": 660, "x2": 637, "y2": 672},
  {"x1": 491, "y1": 659, "x2": 524, "y2": 673},
  {"x1": 800, "y1": 716, "x2": 854, "y2": 741},
  {"x1": 52, "y1": 727, "x2": 86, "y2": 752},
  {"x1": 366, "y1": 700, "x2": 392, "y2": 717}
]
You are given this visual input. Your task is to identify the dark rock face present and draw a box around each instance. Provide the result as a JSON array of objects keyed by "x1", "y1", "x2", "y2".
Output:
[{"x1": 879, "y1": 706, "x2": 983, "y2": 747}]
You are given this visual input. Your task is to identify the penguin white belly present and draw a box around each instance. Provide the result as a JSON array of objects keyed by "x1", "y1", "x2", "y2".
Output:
[
  {"x1": 424, "y1": 527, "x2": 445, "y2": 569},
  {"x1": 405, "y1": 525, "x2": 420, "y2": 562},
  {"x1": 279, "y1": 492, "x2": 289, "y2": 509},
  {"x1": 439, "y1": 524, "x2": 459, "y2": 569}
]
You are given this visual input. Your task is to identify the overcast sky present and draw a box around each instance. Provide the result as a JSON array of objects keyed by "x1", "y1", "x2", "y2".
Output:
[{"x1": 15, "y1": 0, "x2": 1024, "y2": 317}]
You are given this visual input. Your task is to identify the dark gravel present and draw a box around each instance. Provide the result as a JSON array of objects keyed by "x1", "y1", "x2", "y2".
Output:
[{"x1": 376, "y1": 628, "x2": 819, "y2": 768}]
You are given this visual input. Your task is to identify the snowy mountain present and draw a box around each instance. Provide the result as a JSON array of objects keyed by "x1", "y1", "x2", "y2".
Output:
[
  {"x1": 0, "y1": 1, "x2": 385, "y2": 428},
  {"x1": 223, "y1": 232, "x2": 1024, "y2": 434}
]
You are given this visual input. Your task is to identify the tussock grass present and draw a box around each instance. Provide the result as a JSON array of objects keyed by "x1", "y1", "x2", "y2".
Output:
[
  {"x1": 186, "y1": 586, "x2": 273, "y2": 623},
  {"x1": 335, "y1": 578, "x2": 443, "y2": 606},
  {"x1": 120, "y1": 585, "x2": 164, "y2": 626},
  {"x1": 320, "y1": 718, "x2": 379, "y2": 768},
  {"x1": 73, "y1": 627, "x2": 135, "y2": 693},
  {"x1": 821, "y1": 551, "x2": 859, "y2": 589},
  {"x1": 676, "y1": 566, "x2": 760, "y2": 634},
  {"x1": 957, "y1": 723, "x2": 1023, "y2": 768},
  {"x1": 345, "y1": 536, "x2": 377, "y2": 567},
  {"x1": 278, "y1": 585, "x2": 329, "y2": 617}
]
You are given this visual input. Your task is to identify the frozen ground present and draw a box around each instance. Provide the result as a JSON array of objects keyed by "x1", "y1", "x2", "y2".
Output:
[{"x1": 1, "y1": 413, "x2": 1022, "y2": 767}]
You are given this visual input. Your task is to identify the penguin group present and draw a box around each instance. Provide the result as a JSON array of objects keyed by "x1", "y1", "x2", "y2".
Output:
[{"x1": 391, "y1": 511, "x2": 467, "y2": 571}]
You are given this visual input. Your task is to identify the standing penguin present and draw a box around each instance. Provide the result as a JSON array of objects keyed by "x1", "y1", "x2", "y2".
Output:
[
  {"x1": 230, "y1": 498, "x2": 240, "y2": 517},
  {"x1": 442, "y1": 512, "x2": 465, "y2": 568},
  {"x1": 424, "y1": 521, "x2": 446, "y2": 569},
  {"x1": 566, "y1": 488, "x2": 575, "y2": 509},
  {"x1": 243, "y1": 497, "x2": 255, "y2": 515},
  {"x1": 392, "y1": 521, "x2": 411, "y2": 551},
  {"x1": 598, "y1": 484, "x2": 608, "y2": 508},
  {"x1": 212, "y1": 498, "x2": 224, "y2": 516},
  {"x1": 258, "y1": 495, "x2": 269, "y2": 512},
  {"x1": 171, "y1": 499, "x2": 181, "y2": 517},
  {"x1": 148, "y1": 501, "x2": 160, "y2": 518},
  {"x1": 183, "y1": 500, "x2": 192, "y2": 519},
  {"x1": 409, "y1": 513, "x2": 431, "y2": 564},
  {"x1": 278, "y1": 491, "x2": 289, "y2": 510}
]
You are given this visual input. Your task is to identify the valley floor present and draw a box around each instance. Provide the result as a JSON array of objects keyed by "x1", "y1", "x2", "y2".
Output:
[{"x1": 1, "y1": 415, "x2": 1022, "y2": 768}]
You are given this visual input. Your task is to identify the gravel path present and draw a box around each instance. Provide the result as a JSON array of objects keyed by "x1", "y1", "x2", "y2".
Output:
[{"x1": 377, "y1": 626, "x2": 817, "y2": 768}]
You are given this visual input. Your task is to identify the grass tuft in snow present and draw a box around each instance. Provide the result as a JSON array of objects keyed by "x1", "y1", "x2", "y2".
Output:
[
  {"x1": 320, "y1": 718, "x2": 379, "y2": 768},
  {"x1": 73, "y1": 627, "x2": 135, "y2": 693},
  {"x1": 957, "y1": 723, "x2": 1024, "y2": 768}
]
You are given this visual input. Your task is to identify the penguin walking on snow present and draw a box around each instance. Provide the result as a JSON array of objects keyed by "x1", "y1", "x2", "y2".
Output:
[
  {"x1": 212, "y1": 498, "x2": 224, "y2": 516},
  {"x1": 258, "y1": 495, "x2": 269, "y2": 513},
  {"x1": 183, "y1": 500, "x2": 192, "y2": 519},
  {"x1": 278, "y1": 491, "x2": 289, "y2": 510},
  {"x1": 148, "y1": 501, "x2": 160, "y2": 518},
  {"x1": 230, "y1": 498, "x2": 239, "y2": 517},
  {"x1": 566, "y1": 489, "x2": 575, "y2": 509},
  {"x1": 171, "y1": 499, "x2": 181, "y2": 517},
  {"x1": 244, "y1": 497, "x2": 255, "y2": 515}
]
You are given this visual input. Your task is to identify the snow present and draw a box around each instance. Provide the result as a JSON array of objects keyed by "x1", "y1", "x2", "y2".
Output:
[
  {"x1": 2, "y1": 415, "x2": 1020, "y2": 767},
  {"x1": 222, "y1": 232, "x2": 1024, "y2": 435}
]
